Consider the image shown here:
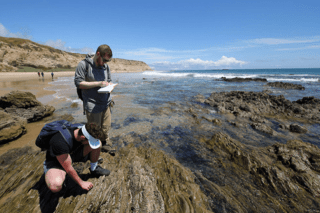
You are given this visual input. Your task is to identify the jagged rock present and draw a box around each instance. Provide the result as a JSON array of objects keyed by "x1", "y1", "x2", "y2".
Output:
[
  {"x1": 0, "y1": 90, "x2": 55, "y2": 122},
  {"x1": 221, "y1": 77, "x2": 267, "y2": 82},
  {"x1": 0, "y1": 144, "x2": 210, "y2": 213},
  {"x1": 203, "y1": 131, "x2": 320, "y2": 200},
  {"x1": 267, "y1": 82, "x2": 305, "y2": 90},
  {"x1": 251, "y1": 122, "x2": 274, "y2": 135},
  {"x1": 204, "y1": 91, "x2": 320, "y2": 123},
  {"x1": 289, "y1": 124, "x2": 308, "y2": 134},
  {"x1": 0, "y1": 110, "x2": 27, "y2": 143}
]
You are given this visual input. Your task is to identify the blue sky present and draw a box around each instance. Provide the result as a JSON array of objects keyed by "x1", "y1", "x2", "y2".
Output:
[{"x1": 1, "y1": 0, "x2": 319, "y2": 70}]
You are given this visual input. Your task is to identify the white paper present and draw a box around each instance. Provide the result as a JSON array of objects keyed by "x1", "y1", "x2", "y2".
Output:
[{"x1": 98, "y1": 83, "x2": 118, "y2": 93}]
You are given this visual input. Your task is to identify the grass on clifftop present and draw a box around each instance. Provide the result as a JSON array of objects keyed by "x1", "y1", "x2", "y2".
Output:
[{"x1": 16, "y1": 66, "x2": 75, "y2": 72}]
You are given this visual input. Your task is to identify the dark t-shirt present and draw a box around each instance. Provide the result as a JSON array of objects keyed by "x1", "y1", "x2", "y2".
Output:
[{"x1": 45, "y1": 127, "x2": 82, "y2": 164}]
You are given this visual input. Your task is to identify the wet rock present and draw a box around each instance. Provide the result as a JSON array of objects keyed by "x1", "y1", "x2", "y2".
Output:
[
  {"x1": 204, "y1": 91, "x2": 320, "y2": 123},
  {"x1": 267, "y1": 82, "x2": 305, "y2": 90},
  {"x1": 0, "y1": 90, "x2": 55, "y2": 122},
  {"x1": 250, "y1": 122, "x2": 274, "y2": 135},
  {"x1": 0, "y1": 144, "x2": 210, "y2": 213},
  {"x1": 202, "y1": 116, "x2": 222, "y2": 126},
  {"x1": 193, "y1": 94, "x2": 206, "y2": 104},
  {"x1": 0, "y1": 110, "x2": 27, "y2": 143},
  {"x1": 289, "y1": 124, "x2": 308, "y2": 134},
  {"x1": 221, "y1": 77, "x2": 267, "y2": 82},
  {"x1": 202, "y1": 131, "x2": 320, "y2": 206}
]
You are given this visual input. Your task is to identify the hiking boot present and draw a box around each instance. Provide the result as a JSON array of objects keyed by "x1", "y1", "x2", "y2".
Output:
[
  {"x1": 101, "y1": 145, "x2": 116, "y2": 156},
  {"x1": 90, "y1": 165, "x2": 110, "y2": 177}
]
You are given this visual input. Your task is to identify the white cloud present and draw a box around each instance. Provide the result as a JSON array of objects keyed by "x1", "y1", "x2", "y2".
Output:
[
  {"x1": 214, "y1": 56, "x2": 247, "y2": 66},
  {"x1": 151, "y1": 56, "x2": 248, "y2": 70},
  {"x1": 277, "y1": 45, "x2": 320, "y2": 51},
  {"x1": 0, "y1": 23, "x2": 10, "y2": 36},
  {"x1": 0, "y1": 23, "x2": 32, "y2": 39},
  {"x1": 248, "y1": 37, "x2": 320, "y2": 45},
  {"x1": 43, "y1": 39, "x2": 93, "y2": 54}
]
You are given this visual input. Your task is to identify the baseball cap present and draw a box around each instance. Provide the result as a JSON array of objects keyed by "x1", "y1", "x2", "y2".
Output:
[{"x1": 81, "y1": 125, "x2": 100, "y2": 149}]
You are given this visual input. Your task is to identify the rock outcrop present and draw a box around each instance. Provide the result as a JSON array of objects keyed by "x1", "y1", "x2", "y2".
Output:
[
  {"x1": 0, "y1": 144, "x2": 210, "y2": 213},
  {"x1": 0, "y1": 36, "x2": 152, "y2": 72},
  {"x1": 0, "y1": 91, "x2": 55, "y2": 122},
  {"x1": 1, "y1": 130, "x2": 320, "y2": 212},
  {"x1": 0, "y1": 91, "x2": 55, "y2": 143},
  {"x1": 267, "y1": 82, "x2": 305, "y2": 90},
  {"x1": 199, "y1": 91, "x2": 320, "y2": 123},
  {"x1": 0, "y1": 110, "x2": 27, "y2": 143},
  {"x1": 221, "y1": 77, "x2": 267, "y2": 82}
]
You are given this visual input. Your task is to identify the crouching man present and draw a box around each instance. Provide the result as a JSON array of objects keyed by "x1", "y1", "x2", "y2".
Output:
[{"x1": 43, "y1": 122, "x2": 110, "y2": 193}]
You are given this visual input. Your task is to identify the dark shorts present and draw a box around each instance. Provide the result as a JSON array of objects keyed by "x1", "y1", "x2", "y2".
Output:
[{"x1": 43, "y1": 145, "x2": 89, "y2": 174}]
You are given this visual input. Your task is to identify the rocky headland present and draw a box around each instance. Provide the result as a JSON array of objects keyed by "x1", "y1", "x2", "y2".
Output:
[{"x1": 0, "y1": 36, "x2": 152, "y2": 72}]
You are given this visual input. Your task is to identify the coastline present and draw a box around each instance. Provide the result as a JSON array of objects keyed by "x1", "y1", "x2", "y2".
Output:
[
  {"x1": 0, "y1": 71, "x2": 75, "y2": 98},
  {"x1": 0, "y1": 70, "x2": 145, "y2": 155}
]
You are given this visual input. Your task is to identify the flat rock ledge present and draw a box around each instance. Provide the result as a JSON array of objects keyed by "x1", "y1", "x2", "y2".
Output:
[
  {"x1": 221, "y1": 77, "x2": 267, "y2": 82},
  {"x1": 196, "y1": 91, "x2": 320, "y2": 124},
  {"x1": 267, "y1": 82, "x2": 305, "y2": 90},
  {"x1": 0, "y1": 91, "x2": 55, "y2": 143}
]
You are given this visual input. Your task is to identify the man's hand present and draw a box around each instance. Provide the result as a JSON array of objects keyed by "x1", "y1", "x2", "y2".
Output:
[
  {"x1": 57, "y1": 154, "x2": 92, "y2": 190},
  {"x1": 99, "y1": 81, "x2": 112, "y2": 87},
  {"x1": 80, "y1": 181, "x2": 94, "y2": 191}
]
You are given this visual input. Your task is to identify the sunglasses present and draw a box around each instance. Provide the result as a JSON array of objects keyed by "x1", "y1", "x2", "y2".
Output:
[{"x1": 101, "y1": 56, "x2": 111, "y2": 63}]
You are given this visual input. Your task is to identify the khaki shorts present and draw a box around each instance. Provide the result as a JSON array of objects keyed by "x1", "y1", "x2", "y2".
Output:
[
  {"x1": 43, "y1": 145, "x2": 88, "y2": 174},
  {"x1": 85, "y1": 107, "x2": 111, "y2": 143}
]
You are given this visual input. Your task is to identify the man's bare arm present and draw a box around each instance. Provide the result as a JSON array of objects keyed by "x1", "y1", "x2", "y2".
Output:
[
  {"x1": 79, "y1": 81, "x2": 112, "y2": 89},
  {"x1": 57, "y1": 154, "x2": 93, "y2": 190}
]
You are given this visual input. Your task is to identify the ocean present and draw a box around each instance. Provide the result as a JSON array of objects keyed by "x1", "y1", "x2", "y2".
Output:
[
  {"x1": 43, "y1": 68, "x2": 320, "y2": 108},
  {"x1": 41, "y1": 67, "x2": 320, "y2": 146}
]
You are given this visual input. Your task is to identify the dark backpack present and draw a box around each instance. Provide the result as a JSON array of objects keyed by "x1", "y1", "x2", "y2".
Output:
[
  {"x1": 76, "y1": 60, "x2": 90, "y2": 101},
  {"x1": 35, "y1": 120, "x2": 83, "y2": 151}
]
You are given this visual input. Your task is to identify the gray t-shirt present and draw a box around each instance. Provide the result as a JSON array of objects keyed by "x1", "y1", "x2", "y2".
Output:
[{"x1": 74, "y1": 56, "x2": 111, "y2": 113}]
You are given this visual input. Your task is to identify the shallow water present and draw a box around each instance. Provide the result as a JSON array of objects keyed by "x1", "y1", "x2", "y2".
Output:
[{"x1": 43, "y1": 69, "x2": 320, "y2": 150}]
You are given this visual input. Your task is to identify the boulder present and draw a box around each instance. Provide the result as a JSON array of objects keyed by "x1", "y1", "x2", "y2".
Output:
[
  {"x1": 289, "y1": 124, "x2": 308, "y2": 134},
  {"x1": 0, "y1": 91, "x2": 55, "y2": 122},
  {"x1": 0, "y1": 110, "x2": 27, "y2": 143}
]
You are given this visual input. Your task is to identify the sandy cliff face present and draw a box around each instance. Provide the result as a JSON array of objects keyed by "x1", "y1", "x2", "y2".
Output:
[{"x1": 0, "y1": 37, "x2": 152, "y2": 72}]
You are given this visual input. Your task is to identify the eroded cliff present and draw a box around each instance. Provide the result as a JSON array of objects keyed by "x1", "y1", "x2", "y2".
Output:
[{"x1": 0, "y1": 36, "x2": 152, "y2": 72}]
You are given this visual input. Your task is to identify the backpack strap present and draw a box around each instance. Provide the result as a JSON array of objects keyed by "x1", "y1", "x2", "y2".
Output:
[
  {"x1": 56, "y1": 120, "x2": 76, "y2": 149},
  {"x1": 81, "y1": 59, "x2": 90, "y2": 115}
]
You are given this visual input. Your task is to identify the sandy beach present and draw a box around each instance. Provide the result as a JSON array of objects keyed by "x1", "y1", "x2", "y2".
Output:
[
  {"x1": 0, "y1": 71, "x2": 75, "y2": 155},
  {"x1": 0, "y1": 71, "x2": 75, "y2": 97}
]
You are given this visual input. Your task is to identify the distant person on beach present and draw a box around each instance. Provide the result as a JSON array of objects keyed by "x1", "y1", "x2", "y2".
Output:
[
  {"x1": 74, "y1": 44, "x2": 115, "y2": 154},
  {"x1": 51, "y1": 72, "x2": 54, "y2": 79},
  {"x1": 38, "y1": 72, "x2": 40, "y2": 77},
  {"x1": 41, "y1": 72, "x2": 44, "y2": 78},
  {"x1": 43, "y1": 122, "x2": 110, "y2": 193}
]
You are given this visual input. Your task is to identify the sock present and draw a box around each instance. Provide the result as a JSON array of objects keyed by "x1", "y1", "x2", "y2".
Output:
[{"x1": 90, "y1": 162, "x2": 98, "y2": 171}]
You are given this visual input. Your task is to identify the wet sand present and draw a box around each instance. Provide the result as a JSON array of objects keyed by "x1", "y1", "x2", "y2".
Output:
[{"x1": 0, "y1": 71, "x2": 75, "y2": 155}]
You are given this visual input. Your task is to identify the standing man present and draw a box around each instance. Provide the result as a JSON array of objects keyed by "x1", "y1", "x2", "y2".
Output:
[
  {"x1": 74, "y1": 44, "x2": 114, "y2": 154},
  {"x1": 44, "y1": 122, "x2": 110, "y2": 193}
]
